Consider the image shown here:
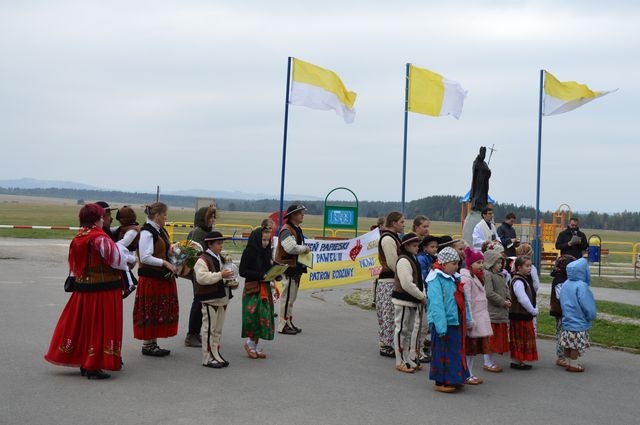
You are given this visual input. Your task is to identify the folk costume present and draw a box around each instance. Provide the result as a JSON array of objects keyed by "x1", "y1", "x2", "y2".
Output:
[
  {"x1": 239, "y1": 227, "x2": 275, "y2": 358},
  {"x1": 509, "y1": 271, "x2": 539, "y2": 367},
  {"x1": 133, "y1": 219, "x2": 179, "y2": 356},
  {"x1": 194, "y1": 231, "x2": 235, "y2": 368},
  {"x1": 114, "y1": 206, "x2": 140, "y2": 298},
  {"x1": 376, "y1": 228, "x2": 402, "y2": 357},
  {"x1": 275, "y1": 205, "x2": 308, "y2": 334},
  {"x1": 45, "y1": 225, "x2": 134, "y2": 375},
  {"x1": 184, "y1": 205, "x2": 217, "y2": 347},
  {"x1": 391, "y1": 234, "x2": 425, "y2": 373},
  {"x1": 427, "y1": 247, "x2": 472, "y2": 392},
  {"x1": 482, "y1": 249, "x2": 511, "y2": 371},
  {"x1": 460, "y1": 247, "x2": 492, "y2": 384},
  {"x1": 415, "y1": 235, "x2": 439, "y2": 361}
]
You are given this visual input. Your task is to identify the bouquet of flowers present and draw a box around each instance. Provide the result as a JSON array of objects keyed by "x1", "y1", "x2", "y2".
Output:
[{"x1": 169, "y1": 240, "x2": 203, "y2": 278}]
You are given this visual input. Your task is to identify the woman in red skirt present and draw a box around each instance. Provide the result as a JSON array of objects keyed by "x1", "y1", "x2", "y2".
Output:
[
  {"x1": 45, "y1": 203, "x2": 136, "y2": 379},
  {"x1": 508, "y1": 256, "x2": 538, "y2": 370},
  {"x1": 133, "y1": 202, "x2": 179, "y2": 356},
  {"x1": 482, "y1": 249, "x2": 511, "y2": 372}
]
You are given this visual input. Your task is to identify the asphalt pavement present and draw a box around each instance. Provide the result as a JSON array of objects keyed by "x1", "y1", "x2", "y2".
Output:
[{"x1": 1, "y1": 238, "x2": 639, "y2": 425}]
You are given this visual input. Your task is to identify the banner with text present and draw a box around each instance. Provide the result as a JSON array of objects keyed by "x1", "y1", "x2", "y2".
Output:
[{"x1": 293, "y1": 228, "x2": 382, "y2": 290}]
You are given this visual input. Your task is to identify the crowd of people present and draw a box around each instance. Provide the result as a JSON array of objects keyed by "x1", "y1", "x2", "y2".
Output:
[
  {"x1": 374, "y1": 210, "x2": 596, "y2": 393},
  {"x1": 44, "y1": 201, "x2": 309, "y2": 379},
  {"x1": 44, "y1": 202, "x2": 596, "y2": 390}
]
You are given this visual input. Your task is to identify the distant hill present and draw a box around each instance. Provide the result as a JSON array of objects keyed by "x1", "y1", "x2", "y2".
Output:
[
  {"x1": 1, "y1": 185, "x2": 638, "y2": 231},
  {"x1": 165, "y1": 189, "x2": 322, "y2": 201},
  {"x1": 0, "y1": 178, "x2": 321, "y2": 201},
  {"x1": 0, "y1": 178, "x2": 102, "y2": 190}
]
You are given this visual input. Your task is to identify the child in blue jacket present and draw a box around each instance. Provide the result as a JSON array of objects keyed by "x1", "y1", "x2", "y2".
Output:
[
  {"x1": 426, "y1": 247, "x2": 472, "y2": 393},
  {"x1": 559, "y1": 258, "x2": 597, "y2": 372}
]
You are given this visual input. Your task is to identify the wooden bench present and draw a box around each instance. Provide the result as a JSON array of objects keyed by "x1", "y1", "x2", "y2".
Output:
[{"x1": 540, "y1": 252, "x2": 558, "y2": 269}]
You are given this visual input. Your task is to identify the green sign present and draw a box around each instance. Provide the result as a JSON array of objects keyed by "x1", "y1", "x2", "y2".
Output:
[
  {"x1": 324, "y1": 206, "x2": 357, "y2": 228},
  {"x1": 323, "y1": 187, "x2": 359, "y2": 237}
]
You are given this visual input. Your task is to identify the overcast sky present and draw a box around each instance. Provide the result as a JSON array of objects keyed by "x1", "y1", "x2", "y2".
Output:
[{"x1": 1, "y1": 1, "x2": 637, "y2": 213}]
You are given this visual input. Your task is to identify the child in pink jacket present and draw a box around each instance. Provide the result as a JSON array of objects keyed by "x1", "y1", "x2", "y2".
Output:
[{"x1": 460, "y1": 247, "x2": 493, "y2": 385}]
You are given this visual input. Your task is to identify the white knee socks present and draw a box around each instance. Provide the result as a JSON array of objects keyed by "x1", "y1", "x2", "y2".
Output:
[
  {"x1": 466, "y1": 355, "x2": 475, "y2": 376},
  {"x1": 484, "y1": 353, "x2": 494, "y2": 367}
]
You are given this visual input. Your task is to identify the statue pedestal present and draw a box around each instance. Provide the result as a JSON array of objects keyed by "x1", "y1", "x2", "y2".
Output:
[{"x1": 462, "y1": 210, "x2": 482, "y2": 248}]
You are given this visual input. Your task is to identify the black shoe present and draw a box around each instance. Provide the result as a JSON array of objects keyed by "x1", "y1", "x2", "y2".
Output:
[
  {"x1": 86, "y1": 369, "x2": 111, "y2": 380},
  {"x1": 290, "y1": 322, "x2": 302, "y2": 333},
  {"x1": 510, "y1": 362, "x2": 532, "y2": 370},
  {"x1": 279, "y1": 325, "x2": 298, "y2": 335},
  {"x1": 142, "y1": 345, "x2": 171, "y2": 357},
  {"x1": 80, "y1": 367, "x2": 87, "y2": 376},
  {"x1": 203, "y1": 360, "x2": 225, "y2": 369},
  {"x1": 419, "y1": 353, "x2": 432, "y2": 363},
  {"x1": 379, "y1": 346, "x2": 395, "y2": 358},
  {"x1": 217, "y1": 352, "x2": 230, "y2": 367}
]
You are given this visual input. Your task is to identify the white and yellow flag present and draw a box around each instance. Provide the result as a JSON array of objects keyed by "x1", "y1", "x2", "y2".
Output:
[
  {"x1": 407, "y1": 65, "x2": 467, "y2": 119},
  {"x1": 289, "y1": 58, "x2": 357, "y2": 123},
  {"x1": 543, "y1": 71, "x2": 616, "y2": 116}
]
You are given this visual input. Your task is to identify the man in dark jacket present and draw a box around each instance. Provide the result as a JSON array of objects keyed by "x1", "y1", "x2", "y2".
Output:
[
  {"x1": 497, "y1": 212, "x2": 519, "y2": 257},
  {"x1": 555, "y1": 217, "x2": 588, "y2": 259}
]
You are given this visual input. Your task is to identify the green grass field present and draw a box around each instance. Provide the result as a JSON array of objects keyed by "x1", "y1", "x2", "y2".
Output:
[
  {"x1": 0, "y1": 200, "x2": 462, "y2": 240},
  {"x1": 0, "y1": 199, "x2": 638, "y2": 263},
  {"x1": 344, "y1": 287, "x2": 640, "y2": 351},
  {"x1": 536, "y1": 312, "x2": 640, "y2": 351}
]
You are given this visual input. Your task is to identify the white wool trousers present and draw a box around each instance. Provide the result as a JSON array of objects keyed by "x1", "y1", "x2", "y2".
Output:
[
  {"x1": 202, "y1": 303, "x2": 227, "y2": 365},
  {"x1": 394, "y1": 304, "x2": 417, "y2": 368},
  {"x1": 278, "y1": 275, "x2": 301, "y2": 331}
]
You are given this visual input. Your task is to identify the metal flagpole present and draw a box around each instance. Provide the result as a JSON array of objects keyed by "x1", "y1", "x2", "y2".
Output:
[
  {"x1": 278, "y1": 57, "x2": 293, "y2": 231},
  {"x1": 534, "y1": 69, "x2": 545, "y2": 270},
  {"x1": 401, "y1": 63, "x2": 410, "y2": 215}
]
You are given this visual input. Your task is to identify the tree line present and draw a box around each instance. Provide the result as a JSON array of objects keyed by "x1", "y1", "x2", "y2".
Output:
[{"x1": 1, "y1": 187, "x2": 638, "y2": 231}]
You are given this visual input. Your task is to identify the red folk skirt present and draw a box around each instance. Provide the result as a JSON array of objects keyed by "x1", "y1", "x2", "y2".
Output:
[
  {"x1": 133, "y1": 275, "x2": 179, "y2": 340},
  {"x1": 44, "y1": 289, "x2": 123, "y2": 371},
  {"x1": 509, "y1": 319, "x2": 538, "y2": 362},
  {"x1": 489, "y1": 322, "x2": 510, "y2": 354},
  {"x1": 465, "y1": 336, "x2": 490, "y2": 355}
]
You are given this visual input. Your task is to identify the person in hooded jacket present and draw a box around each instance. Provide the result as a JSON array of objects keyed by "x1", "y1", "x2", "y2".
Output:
[
  {"x1": 239, "y1": 226, "x2": 275, "y2": 359},
  {"x1": 549, "y1": 255, "x2": 576, "y2": 368},
  {"x1": 184, "y1": 204, "x2": 217, "y2": 347},
  {"x1": 460, "y1": 247, "x2": 492, "y2": 385},
  {"x1": 482, "y1": 249, "x2": 511, "y2": 373},
  {"x1": 559, "y1": 258, "x2": 597, "y2": 372}
]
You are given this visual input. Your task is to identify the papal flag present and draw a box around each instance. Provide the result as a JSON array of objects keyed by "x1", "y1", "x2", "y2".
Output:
[
  {"x1": 407, "y1": 65, "x2": 467, "y2": 119},
  {"x1": 289, "y1": 58, "x2": 357, "y2": 123},
  {"x1": 543, "y1": 71, "x2": 616, "y2": 116}
]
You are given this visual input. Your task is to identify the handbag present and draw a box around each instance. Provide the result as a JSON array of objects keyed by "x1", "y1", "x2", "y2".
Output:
[{"x1": 64, "y1": 275, "x2": 76, "y2": 292}]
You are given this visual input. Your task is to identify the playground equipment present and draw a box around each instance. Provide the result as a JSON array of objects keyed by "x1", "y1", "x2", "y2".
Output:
[{"x1": 536, "y1": 203, "x2": 572, "y2": 254}]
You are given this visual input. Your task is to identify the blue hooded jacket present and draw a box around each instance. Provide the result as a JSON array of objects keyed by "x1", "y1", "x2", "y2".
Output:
[{"x1": 560, "y1": 258, "x2": 597, "y2": 332}]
